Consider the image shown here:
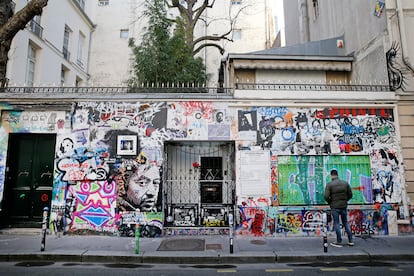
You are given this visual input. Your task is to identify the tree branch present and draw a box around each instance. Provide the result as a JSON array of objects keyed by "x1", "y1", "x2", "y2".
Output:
[
  {"x1": 192, "y1": 30, "x2": 233, "y2": 48},
  {"x1": 193, "y1": 42, "x2": 224, "y2": 55},
  {"x1": 0, "y1": 0, "x2": 48, "y2": 42}
]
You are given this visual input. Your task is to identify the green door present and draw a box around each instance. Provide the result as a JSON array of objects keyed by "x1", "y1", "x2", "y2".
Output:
[{"x1": 4, "y1": 133, "x2": 56, "y2": 226}]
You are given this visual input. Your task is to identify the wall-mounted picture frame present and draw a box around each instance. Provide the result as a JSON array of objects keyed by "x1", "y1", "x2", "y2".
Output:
[{"x1": 117, "y1": 135, "x2": 137, "y2": 155}]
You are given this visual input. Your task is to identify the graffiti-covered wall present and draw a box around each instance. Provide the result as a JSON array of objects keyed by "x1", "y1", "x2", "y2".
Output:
[{"x1": 0, "y1": 101, "x2": 404, "y2": 237}]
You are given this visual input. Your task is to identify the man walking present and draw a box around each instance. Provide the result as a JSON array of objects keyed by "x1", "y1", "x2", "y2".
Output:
[{"x1": 324, "y1": 169, "x2": 354, "y2": 247}]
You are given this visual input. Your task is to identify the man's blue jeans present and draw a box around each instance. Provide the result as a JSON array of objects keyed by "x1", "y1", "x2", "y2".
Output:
[{"x1": 331, "y1": 208, "x2": 353, "y2": 243}]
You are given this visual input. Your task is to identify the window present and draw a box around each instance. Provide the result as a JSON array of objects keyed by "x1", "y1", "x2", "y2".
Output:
[
  {"x1": 76, "y1": 0, "x2": 85, "y2": 9},
  {"x1": 25, "y1": 44, "x2": 37, "y2": 86},
  {"x1": 63, "y1": 26, "x2": 71, "y2": 60},
  {"x1": 312, "y1": 0, "x2": 319, "y2": 20},
  {"x1": 61, "y1": 66, "x2": 67, "y2": 87},
  {"x1": 77, "y1": 32, "x2": 85, "y2": 67},
  {"x1": 98, "y1": 0, "x2": 109, "y2": 6},
  {"x1": 120, "y1": 29, "x2": 129, "y2": 39},
  {"x1": 233, "y1": 29, "x2": 242, "y2": 40},
  {"x1": 75, "y1": 77, "x2": 83, "y2": 87},
  {"x1": 29, "y1": 15, "x2": 43, "y2": 37}
]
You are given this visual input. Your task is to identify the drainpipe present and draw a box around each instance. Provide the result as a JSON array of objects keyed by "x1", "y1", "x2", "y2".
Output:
[
  {"x1": 264, "y1": 0, "x2": 271, "y2": 48},
  {"x1": 396, "y1": 0, "x2": 414, "y2": 74},
  {"x1": 395, "y1": 0, "x2": 411, "y2": 221},
  {"x1": 299, "y1": 0, "x2": 310, "y2": 43}
]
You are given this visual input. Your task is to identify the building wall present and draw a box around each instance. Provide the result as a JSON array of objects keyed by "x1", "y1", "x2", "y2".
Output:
[
  {"x1": 282, "y1": 0, "x2": 389, "y2": 84},
  {"x1": 87, "y1": 0, "x2": 274, "y2": 86},
  {"x1": 385, "y1": 0, "x2": 414, "y2": 210},
  {"x1": 87, "y1": 0, "x2": 145, "y2": 86},
  {"x1": 6, "y1": 0, "x2": 94, "y2": 86},
  {"x1": 282, "y1": 0, "x2": 414, "y2": 220},
  {"x1": 0, "y1": 98, "x2": 404, "y2": 236}
]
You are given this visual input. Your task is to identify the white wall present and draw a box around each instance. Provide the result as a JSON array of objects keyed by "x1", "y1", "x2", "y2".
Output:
[
  {"x1": 88, "y1": 0, "x2": 146, "y2": 86},
  {"x1": 87, "y1": 0, "x2": 274, "y2": 86},
  {"x1": 6, "y1": 0, "x2": 94, "y2": 86}
]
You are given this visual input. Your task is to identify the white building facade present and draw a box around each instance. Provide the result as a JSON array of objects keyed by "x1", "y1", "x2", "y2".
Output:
[
  {"x1": 6, "y1": 0, "x2": 95, "y2": 87},
  {"x1": 87, "y1": 0, "x2": 275, "y2": 86}
]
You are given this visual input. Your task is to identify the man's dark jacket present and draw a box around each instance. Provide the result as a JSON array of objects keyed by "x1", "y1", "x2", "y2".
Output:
[{"x1": 324, "y1": 177, "x2": 353, "y2": 209}]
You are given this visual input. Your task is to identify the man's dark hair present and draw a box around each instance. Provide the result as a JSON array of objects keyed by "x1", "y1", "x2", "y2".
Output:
[{"x1": 330, "y1": 169, "x2": 338, "y2": 176}]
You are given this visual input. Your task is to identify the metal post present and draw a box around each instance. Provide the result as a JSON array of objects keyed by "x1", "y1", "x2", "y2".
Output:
[
  {"x1": 322, "y1": 210, "x2": 328, "y2": 253},
  {"x1": 229, "y1": 213, "x2": 234, "y2": 254},
  {"x1": 40, "y1": 207, "x2": 49, "y2": 252},
  {"x1": 135, "y1": 224, "x2": 140, "y2": 254}
]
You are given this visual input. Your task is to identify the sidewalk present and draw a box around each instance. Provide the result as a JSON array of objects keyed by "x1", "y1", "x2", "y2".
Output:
[{"x1": 1, "y1": 228, "x2": 414, "y2": 264}]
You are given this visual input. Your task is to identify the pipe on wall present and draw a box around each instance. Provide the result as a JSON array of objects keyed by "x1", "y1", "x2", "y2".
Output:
[{"x1": 396, "y1": 0, "x2": 414, "y2": 74}]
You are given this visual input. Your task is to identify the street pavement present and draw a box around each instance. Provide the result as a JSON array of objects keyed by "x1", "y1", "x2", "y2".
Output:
[{"x1": 0, "y1": 228, "x2": 414, "y2": 264}]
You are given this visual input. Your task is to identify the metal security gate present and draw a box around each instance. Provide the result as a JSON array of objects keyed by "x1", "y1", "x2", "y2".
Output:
[{"x1": 164, "y1": 141, "x2": 235, "y2": 230}]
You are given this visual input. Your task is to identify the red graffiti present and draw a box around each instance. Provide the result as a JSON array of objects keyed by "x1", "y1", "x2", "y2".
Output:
[
  {"x1": 251, "y1": 211, "x2": 265, "y2": 236},
  {"x1": 315, "y1": 108, "x2": 392, "y2": 119},
  {"x1": 180, "y1": 102, "x2": 213, "y2": 119}
]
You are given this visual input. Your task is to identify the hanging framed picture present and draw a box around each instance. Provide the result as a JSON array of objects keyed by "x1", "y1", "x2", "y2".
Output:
[{"x1": 117, "y1": 135, "x2": 137, "y2": 155}]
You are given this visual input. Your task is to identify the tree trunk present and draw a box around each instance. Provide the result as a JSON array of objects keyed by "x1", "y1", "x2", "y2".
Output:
[{"x1": 0, "y1": 0, "x2": 48, "y2": 88}]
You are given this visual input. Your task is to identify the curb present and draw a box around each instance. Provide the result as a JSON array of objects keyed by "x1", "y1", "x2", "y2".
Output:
[{"x1": 2, "y1": 252, "x2": 414, "y2": 264}]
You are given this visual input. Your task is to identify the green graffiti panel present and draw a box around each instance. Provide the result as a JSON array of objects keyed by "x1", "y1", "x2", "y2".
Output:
[{"x1": 278, "y1": 155, "x2": 372, "y2": 205}]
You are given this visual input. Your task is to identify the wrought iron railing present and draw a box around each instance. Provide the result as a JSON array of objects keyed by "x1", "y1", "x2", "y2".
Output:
[
  {"x1": 0, "y1": 86, "x2": 233, "y2": 94},
  {"x1": 62, "y1": 47, "x2": 70, "y2": 61},
  {"x1": 236, "y1": 82, "x2": 391, "y2": 92},
  {"x1": 28, "y1": 20, "x2": 43, "y2": 38},
  {"x1": 165, "y1": 179, "x2": 234, "y2": 205},
  {"x1": 0, "y1": 83, "x2": 392, "y2": 94}
]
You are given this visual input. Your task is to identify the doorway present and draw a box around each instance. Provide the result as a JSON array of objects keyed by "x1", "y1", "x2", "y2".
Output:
[
  {"x1": 2, "y1": 133, "x2": 56, "y2": 227},
  {"x1": 164, "y1": 141, "x2": 235, "y2": 229}
]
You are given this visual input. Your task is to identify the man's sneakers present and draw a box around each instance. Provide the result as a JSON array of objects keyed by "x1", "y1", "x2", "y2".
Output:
[
  {"x1": 330, "y1": 242, "x2": 343, "y2": 248},
  {"x1": 330, "y1": 241, "x2": 355, "y2": 247}
]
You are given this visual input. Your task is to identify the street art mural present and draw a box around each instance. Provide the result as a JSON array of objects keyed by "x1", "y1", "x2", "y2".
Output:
[
  {"x1": 235, "y1": 206, "x2": 391, "y2": 237},
  {"x1": 277, "y1": 155, "x2": 372, "y2": 205},
  {"x1": 0, "y1": 102, "x2": 405, "y2": 237},
  {"x1": 61, "y1": 180, "x2": 118, "y2": 234}
]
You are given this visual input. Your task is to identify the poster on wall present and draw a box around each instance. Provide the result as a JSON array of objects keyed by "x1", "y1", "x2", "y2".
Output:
[
  {"x1": 117, "y1": 135, "x2": 137, "y2": 155},
  {"x1": 238, "y1": 150, "x2": 271, "y2": 197}
]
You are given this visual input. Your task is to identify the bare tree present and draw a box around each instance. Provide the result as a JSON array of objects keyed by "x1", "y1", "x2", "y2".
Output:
[
  {"x1": 0, "y1": 0, "x2": 48, "y2": 88},
  {"x1": 168, "y1": 0, "x2": 249, "y2": 55}
]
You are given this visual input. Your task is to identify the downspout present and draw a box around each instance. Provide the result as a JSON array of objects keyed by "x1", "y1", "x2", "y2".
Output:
[
  {"x1": 395, "y1": 0, "x2": 411, "y2": 220},
  {"x1": 299, "y1": 0, "x2": 310, "y2": 43},
  {"x1": 396, "y1": 0, "x2": 414, "y2": 74},
  {"x1": 86, "y1": 26, "x2": 96, "y2": 84},
  {"x1": 265, "y1": 0, "x2": 271, "y2": 48}
]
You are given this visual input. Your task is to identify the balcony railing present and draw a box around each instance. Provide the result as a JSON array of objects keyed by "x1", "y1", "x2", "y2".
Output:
[
  {"x1": 236, "y1": 83, "x2": 391, "y2": 92},
  {"x1": 76, "y1": 59, "x2": 84, "y2": 68},
  {"x1": 62, "y1": 47, "x2": 70, "y2": 61},
  {"x1": 0, "y1": 83, "x2": 392, "y2": 95},
  {"x1": 75, "y1": 0, "x2": 85, "y2": 9},
  {"x1": 0, "y1": 86, "x2": 233, "y2": 95},
  {"x1": 28, "y1": 20, "x2": 43, "y2": 38}
]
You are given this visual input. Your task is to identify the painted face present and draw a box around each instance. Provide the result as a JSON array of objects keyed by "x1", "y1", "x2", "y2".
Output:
[
  {"x1": 126, "y1": 165, "x2": 160, "y2": 212},
  {"x1": 216, "y1": 112, "x2": 224, "y2": 122},
  {"x1": 61, "y1": 138, "x2": 74, "y2": 154}
]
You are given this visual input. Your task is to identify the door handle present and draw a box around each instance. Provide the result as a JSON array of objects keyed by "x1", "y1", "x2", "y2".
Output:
[
  {"x1": 41, "y1": 172, "x2": 52, "y2": 178},
  {"x1": 18, "y1": 171, "x2": 29, "y2": 177}
]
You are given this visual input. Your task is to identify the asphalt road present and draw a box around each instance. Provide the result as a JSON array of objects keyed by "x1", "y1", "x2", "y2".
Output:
[{"x1": 1, "y1": 261, "x2": 414, "y2": 275}]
